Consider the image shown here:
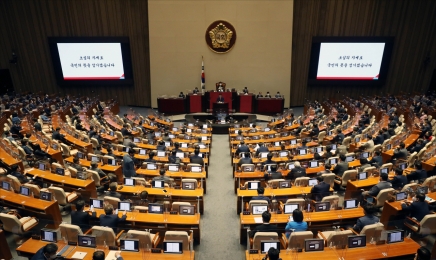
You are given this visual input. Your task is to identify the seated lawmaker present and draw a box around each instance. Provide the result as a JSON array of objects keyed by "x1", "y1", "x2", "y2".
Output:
[
  {"x1": 179, "y1": 92, "x2": 185, "y2": 98},
  {"x1": 362, "y1": 173, "x2": 392, "y2": 197},
  {"x1": 401, "y1": 193, "x2": 431, "y2": 221},
  {"x1": 30, "y1": 243, "x2": 58, "y2": 260},
  {"x1": 390, "y1": 168, "x2": 407, "y2": 190},
  {"x1": 193, "y1": 87, "x2": 200, "y2": 94},
  {"x1": 265, "y1": 92, "x2": 271, "y2": 98},
  {"x1": 189, "y1": 148, "x2": 204, "y2": 166},
  {"x1": 92, "y1": 204, "x2": 127, "y2": 233},
  {"x1": 238, "y1": 152, "x2": 253, "y2": 166},
  {"x1": 243, "y1": 87, "x2": 249, "y2": 94},
  {"x1": 275, "y1": 92, "x2": 281, "y2": 98},
  {"x1": 251, "y1": 187, "x2": 271, "y2": 204},
  {"x1": 286, "y1": 161, "x2": 306, "y2": 181},
  {"x1": 249, "y1": 211, "x2": 277, "y2": 238},
  {"x1": 311, "y1": 173, "x2": 330, "y2": 201},
  {"x1": 285, "y1": 209, "x2": 308, "y2": 238},
  {"x1": 256, "y1": 92, "x2": 263, "y2": 98},
  {"x1": 262, "y1": 152, "x2": 276, "y2": 166},
  {"x1": 71, "y1": 200, "x2": 92, "y2": 232},
  {"x1": 265, "y1": 164, "x2": 282, "y2": 180},
  {"x1": 352, "y1": 204, "x2": 379, "y2": 232},
  {"x1": 9, "y1": 164, "x2": 29, "y2": 184},
  {"x1": 255, "y1": 142, "x2": 269, "y2": 156},
  {"x1": 407, "y1": 161, "x2": 427, "y2": 184}
]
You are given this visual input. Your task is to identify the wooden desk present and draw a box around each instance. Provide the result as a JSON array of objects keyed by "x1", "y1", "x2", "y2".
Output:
[
  {"x1": 136, "y1": 168, "x2": 207, "y2": 193},
  {"x1": 381, "y1": 134, "x2": 419, "y2": 163},
  {"x1": 65, "y1": 156, "x2": 123, "y2": 182},
  {"x1": 244, "y1": 238, "x2": 419, "y2": 259},
  {"x1": 0, "y1": 230, "x2": 12, "y2": 260},
  {"x1": 0, "y1": 146, "x2": 24, "y2": 170},
  {"x1": 28, "y1": 136, "x2": 64, "y2": 165},
  {"x1": 345, "y1": 176, "x2": 379, "y2": 199},
  {"x1": 17, "y1": 239, "x2": 195, "y2": 259},
  {"x1": 60, "y1": 130, "x2": 93, "y2": 153},
  {"x1": 423, "y1": 156, "x2": 436, "y2": 172},
  {"x1": 0, "y1": 189, "x2": 62, "y2": 229},
  {"x1": 116, "y1": 186, "x2": 205, "y2": 214},
  {"x1": 239, "y1": 207, "x2": 364, "y2": 244},
  {"x1": 26, "y1": 168, "x2": 97, "y2": 198}
]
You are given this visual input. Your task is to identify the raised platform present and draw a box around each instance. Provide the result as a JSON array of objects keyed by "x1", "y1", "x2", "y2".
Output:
[{"x1": 184, "y1": 113, "x2": 258, "y2": 134}]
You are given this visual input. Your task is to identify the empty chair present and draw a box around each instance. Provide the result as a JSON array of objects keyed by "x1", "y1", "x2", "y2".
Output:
[
  {"x1": 404, "y1": 214, "x2": 436, "y2": 235},
  {"x1": 104, "y1": 196, "x2": 121, "y2": 209},
  {"x1": 126, "y1": 230, "x2": 160, "y2": 249},
  {"x1": 318, "y1": 230, "x2": 353, "y2": 248},
  {"x1": 335, "y1": 170, "x2": 357, "y2": 188},
  {"x1": 86, "y1": 170, "x2": 107, "y2": 188},
  {"x1": 59, "y1": 223, "x2": 83, "y2": 243},
  {"x1": 401, "y1": 183, "x2": 419, "y2": 192},
  {"x1": 283, "y1": 199, "x2": 305, "y2": 212},
  {"x1": 60, "y1": 143, "x2": 79, "y2": 157},
  {"x1": 342, "y1": 137, "x2": 352, "y2": 148},
  {"x1": 282, "y1": 231, "x2": 313, "y2": 249},
  {"x1": 249, "y1": 200, "x2": 269, "y2": 214},
  {"x1": 407, "y1": 152, "x2": 418, "y2": 167},
  {"x1": 294, "y1": 177, "x2": 310, "y2": 187},
  {"x1": 322, "y1": 173, "x2": 336, "y2": 188},
  {"x1": 171, "y1": 202, "x2": 191, "y2": 212},
  {"x1": 350, "y1": 223, "x2": 384, "y2": 243},
  {"x1": 362, "y1": 166, "x2": 377, "y2": 176},
  {"x1": 371, "y1": 188, "x2": 395, "y2": 208},
  {"x1": 181, "y1": 179, "x2": 198, "y2": 189},
  {"x1": 6, "y1": 175, "x2": 21, "y2": 192},
  {"x1": 317, "y1": 131, "x2": 326, "y2": 144},
  {"x1": 252, "y1": 232, "x2": 279, "y2": 250},
  {"x1": 91, "y1": 226, "x2": 124, "y2": 247},
  {"x1": 48, "y1": 186, "x2": 78, "y2": 206},
  {"x1": 164, "y1": 231, "x2": 193, "y2": 251},
  {"x1": 268, "y1": 179, "x2": 286, "y2": 189},
  {"x1": 0, "y1": 212, "x2": 38, "y2": 235},
  {"x1": 321, "y1": 195, "x2": 340, "y2": 209}
]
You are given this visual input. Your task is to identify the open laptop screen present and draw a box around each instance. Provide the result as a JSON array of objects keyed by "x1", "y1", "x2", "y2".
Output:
[
  {"x1": 348, "y1": 235, "x2": 366, "y2": 248},
  {"x1": 148, "y1": 203, "x2": 164, "y2": 214},
  {"x1": 261, "y1": 240, "x2": 280, "y2": 254},
  {"x1": 252, "y1": 205, "x2": 268, "y2": 215},
  {"x1": 78, "y1": 235, "x2": 97, "y2": 248},
  {"x1": 20, "y1": 186, "x2": 31, "y2": 196},
  {"x1": 344, "y1": 199, "x2": 358, "y2": 209},
  {"x1": 120, "y1": 239, "x2": 139, "y2": 252},
  {"x1": 124, "y1": 178, "x2": 135, "y2": 186},
  {"x1": 41, "y1": 229, "x2": 57, "y2": 242},
  {"x1": 305, "y1": 239, "x2": 324, "y2": 252},
  {"x1": 163, "y1": 241, "x2": 183, "y2": 254},
  {"x1": 284, "y1": 204, "x2": 299, "y2": 214},
  {"x1": 387, "y1": 230, "x2": 404, "y2": 244}
]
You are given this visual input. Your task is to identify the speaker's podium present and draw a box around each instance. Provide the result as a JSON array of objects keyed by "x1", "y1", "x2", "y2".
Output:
[{"x1": 213, "y1": 102, "x2": 228, "y2": 115}]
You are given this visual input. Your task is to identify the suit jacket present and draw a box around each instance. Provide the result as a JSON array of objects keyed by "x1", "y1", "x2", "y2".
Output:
[
  {"x1": 217, "y1": 97, "x2": 224, "y2": 102},
  {"x1": 99, "y1": 213, "x2": 127, "y2": 232},
  {"x1": 71, "y1": 210, "x2": 92, "y2": 232},
  {"x1": 236, "y1": 145, "x2": 250, "y2": 155},
  {"x1": 107, "y1": 191, "x2": 124, "y2": 200},
  {"x1": 311, "y1": 182, "x2": 331, "y2": 201},
  {"x1": 393, "y1": 148, "x2": 408, "y2": 160},
  {"x1": 251, "y1": 196, "x2": 271, "y2": 204},
  {"x1": 52, "y1": 131, "x2": 64, "y2": 141},
  {"x1": 369, "y1": 156, "x2": 383, "y2": 167},
  {"x1": 268, "y1": 171, "x2": 283, "y2": 180},
  {"x1": 402, "y1": 201, "x2": 430, "y2": 221},
  {"x1": 333, "y1": 133, "x2": 345, "y2": 144},
  {"x1": 156, "y1": 145, "x2": 166, "y2": 151},
  {"x1": 333, "y1": 162, "x2": 349, "y2": 177},
  {"x1": 390, "y1": 175, "x2": 407, "y2": 190},
  {"x1": 286, "y1": 167, "x2": 306, "y2": 180},
  {"x1": 374, "y1": 135, "x2": 384, "y2": 145},
  {"x1": 249, "y1": 223, "x2": 278, "y2": 238},
  {"x1": 255, "y1": 146, "x2": 269, "y2": 156},
  {"x1": 189, "y1": 155, "x2": 204, "y2": 166},
  {"x1": 367, "y1": 181, "x2": 392, "y2": 197},
  {"x1": 407, "y1": 169, "x2": 427, "y2": 183},
  {"x1": 122, "y1": 154, "x2": 136, "y2": 177},
  {"x1": 30, "y1": 247, "x2": 47, "y2": 260},
  {"x1": 353, "y1": 215, "x2": 379, "y2": 232},
  {"x1": 238, "y1": 157, "x2": 253, "y2": 166}
]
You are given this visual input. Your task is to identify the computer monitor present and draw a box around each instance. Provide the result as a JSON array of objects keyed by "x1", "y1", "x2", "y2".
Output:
[
  {"x1": 124, "y1": 178, "x2": 136, "y2": 186},
  {"x1": 329, "y1": 158, "x2": 337, "y2": 165},
  {"x1": 252, "y1": 205, "x2": 268, "y2": 215},
  {"x1": 284, "y1": 204, "x2": 299, "y2": 214},
  {"x1": 309, "y1": 161, "x2": 318, "y2": 168},
  {"x1": 40, "y1": 191, "x2": 52, "y2": 201},
  {"x1": 120, "y1": 239, "x2": 140, "y2": 252},
  {"x1": 299, "y1": 149, "x2": 307, "y2": 155},
  {"x1": 163, "y1": 241, "x2": 183, "y2": 254},
  {"x1": 191, "y1": 166, "x2": 202, "y2": 173},
  {"x1": 202, "y1": 136, "x2": 207, "y2": 141},
  {"x1": 146, "y1": 163, "x2": 157, "y2": 170},
  {"x1": 91, "y1": 156, "x2": 100, "y2": 163},
  {"x1": 118, "y1": 201, "x2": 131, "y2": 211},
  {"x1": 264, "y1": 127, "x2": 271, "y2": 132},
  {"x1": 398, "y1": 162, "x2": 407, "y2": 170},
  {"x1": 182, "y1": 182, "x2": 196, "y2": 190},
  {"x1": 279, "y1": 180, "x2": 291, "y2": 188},
  {"x1": 387, "y1": 230, "x2": 404, "y2": 244},
  {"x1": 344, "y1": 199, "x2": 359, "y2": 209},
  {"x1": 315, "y1": 147, "x2": 323, "y2": 153},
  {"x1": 247, "y1": 182, "x2": 259, "y2": 190},
  {"x1": 41, "y1": 229, "x2": 57, "y2": 242},
  {"x1": 123, "y1": 147, "x2": 130, "y2": 153},
  {"x1": 19, "y1": 186, "x2": 31, "y2": 196},
  {"x1": 261, "y1": 240, "x2": 280, "y2": 254},
  {"x1": 154, "y1": 132, "x2": 161, "y2": 137},
  {"x1": 243, "y1": 165, "x2": 255, "y2": 172},
  {"x1": 179, "y1": 205, "x2": 195, "y2": 215},
  {"x1": 172, "y1": 127, "x2": 178, "y2": 132},
  {"x1": 176, "y1": 152, "x2": 184, "y2": 159},
  {"x1": 314, "y1": 202, "x2": 330, "y2": 212},
  {"x1": 198, "y1": 144, "x2": 206, "y2": 149},
  {"x1": 52, "y1": 143, "x2": 58, "y2": 150},
  {"x1": 290, "y1": 139, "x2": 297, "y2": 145},
  {"x1": 355, "y1": 137, "x2": 361, "y2": 143},
  {"x1": 77, "y1": 152, "x2": 84, "y2": 159},
  {"x1": 358, "y1": 172, "x2": 368, "y2": 180},
  {"x1": 78, "y1": 235, "x2": 97, "y2": 248},
  {"x1": 288, "y1": 163, "x2": 295, "y2": 170},
  {"x1": 77, "y1": 171, "x2": 88, "y2": 180},
  {"x1": 133, "y1": 138, "x2": 141, "y2": 143},
  {"x1": 109, "y1": 131, "x2": 115, "y2": 137},
  {"x1": 308, "y1": 179, "x2": 318, "y2": 187},
  {"x1": 181, "y1": 143, "x2": 188, "y2": 148},
  {"x1": 169, "y1": 134, "x2": 175, "y2": 139},
  {"x1": 90, "y1": 198, "x2": 103, "y2": 209},
  {"x1": 2, "y1": 181, "x2": 11, "y2": 191},
  {"x1": 186, "y1": 128, "x2": 192, "y2": 133},
  {"x1": 168, "y1": 164, "x2": 179, "y2": 172},
  {"x1": 417, "y1": 186, "x2": 429, "y2": 195},
  {"x1": 279, "y1": 151, "x2": 288, "y2": 157},
  {"x1": 138, "y1": 149, "x2": 146, "y2": 155},
  {"x1": 157, "y1": 151, "x2": 166, "y2": 157},
  {"x1": 395, "y1": 192, "x2": 406, "y2": 201},
  {"x1": 107, "y1": 159, "x2": 117, "y2": 166},
  {"x1": 38, "y1": 163, "x2": 46, "y2": 171},
  {"x1": 260, "y1": 153, "x2": 268, "y2": 158},
  {"x1": 361, "y1": 152, "x2": 369, "y2": 159},
  {"x1": 153, "y1": 180, "x2": 165, "y2": 188},
  {"x1": 274, "y1": 142, "x2": 280, "y2": 147},
  {"x1": 165, "y1": 141, "x2": 171, "y2": 147},
  {"x1": 346, "y1": 156, "x2": 354, "y2": 162},
  {"x1": 348, "y1": 235, "x2": 366, "y2": 248},
  {"x1": 380, "y1": 168, "x2": 388, "y2": 174},
  {"x1": 54, "y1": 167, "x2": 65, "y2": 176},
  {"x1": 331, "y1": 144, "x2": 337, "y2": 150},
  {"x1": 305, "y1": 239, "x2": 324, "y2": 252},
  {"x1": 386, "y1": 144, "x2": 392, "y2": 150},
  {"x1": 202, "y1": 124, "x2": 208, "y2": 129},
  {"x1": 148, "y1": 203, "x2": 164, "y2": 214}
]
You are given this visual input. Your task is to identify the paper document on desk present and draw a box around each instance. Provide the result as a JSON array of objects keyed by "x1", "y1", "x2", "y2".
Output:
[
  {"x1": 254, "y1": 217, "x2": 263, "y2": 223},
  {"x1": 425, "y1": 196, "x2": 435, "y2": 203},
  {"x1": 71, "y1": 251, "x2": 87, "y2": 259},
  {"x1": 104, "y1": 251, "x2": 119, "y2": 260}
]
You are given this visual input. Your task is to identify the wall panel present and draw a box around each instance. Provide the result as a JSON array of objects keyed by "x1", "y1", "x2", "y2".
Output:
[
  {"x1": 291, "y1": 0, "x2": 436, "y2": 106},
  {"x1": 0, "y1": 0, "x2": 151, "y2": 106}
]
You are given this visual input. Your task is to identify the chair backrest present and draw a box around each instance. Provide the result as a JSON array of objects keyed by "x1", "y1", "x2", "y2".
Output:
[
  {"x1": 48, "y1": 186, "x2": 68, "y2": 205},
  {"x1": 288, "y1": 231, "x2": 313, "y2": 249},
  {"x1": 86, "y1": 170, "x2": 101, "y2": 186},
  {"x1": 90, "y1": 138, "x2": 99, "y2": 148},
  {"x1": 341, "y1": 170, "x2": 357, "y2": 186},
  {"x1": 418, "y1": 214, "x2": 436, "y2": 235},
  {"x1": 268, "y1": 179, "x2": 286, "y2": 189},
  {"x1": 68, "y1": 167, "x2": 78, "y2": 178},
  {"x1": 60, "y1": 143, "x2": 71, "y2": 156},
  {"x1": 362, "y1": 166, "x2": 377, "y2": 175},
  {"x1": 186, "y1": 163, "x2": 202, "y2": 172},
  {"x1": 104, "y1": 196, "x2": 121, "y2": 209},
  {"x1": 164, "y1": 231, "x2": 190, "y2": 251},
  {"x1": 321, "y1": 195, "x2": 340, "y2": 209},
  {"x1": 380, "y1": 163, "x2": 393, "y2": 172},
  {"x1": 241, "y1": 164, "x2": 255, "y2": 172},
  {"x1": 373, "y1": 144, "x2": 382, "y2": 153},
  {"x1": 24, "y1": 183, "x2": 40, "y2": 197},
  {"x1": 181, "y1": 179, "x2": 198, "y2": 189},
  {"x1": 172, "y1": 202, "x2": 191, "y2": 211},
  {"x1": 115, "y1": 131, "x2": 123, "y2": 142},
  {"x1": 342, "y1": 137, "x2": 352, "y2": 147},
  {"x1": 294, "y1": 177, "x2": 310, "y2": 187},
  {"x1": 284, "y1": 199, "x2": 305, "y2": 212},
  {"x1": 326, "y1": 230, "x2": 353, "y2": 248},
  {"x1": 252, "y1": 232, "x2": 279, "y2": 250},
  {"x1": 0, "y1": 213, "x2": 24, "y2": 234},
  {"x1": 360, "y1": 223, "x2": 384, "y2": 243},
  {"x1": 91, "y1": 226, "x2": 117, "y2": 246},
  {"x1": 322, "y1": 173, "x2": 336, "y2": 188},
  {"x1": 407, "y1": 152, "x2": 418, "y2": 167},
  {"x1": 401, "y1": 183, "x2": 419, "y2": 192},
  {"x1": 375, "y1": 188, "x2": 395, "y2": 207},
  {"x1": 59, "y1": 223, "x2": 83, "y2": 242},
  {"x1": 51, "y1": 162, "x2": 63, "y2": 172},
  {"x1": 318, "y1": 131, "x2": 326, "y2": 143},
  {"x1": 127, "y1": 230, "x2": 153, "y2": 248},
  {"x1": 6, "y1": 174, "x2": 21, "y2": 192}
]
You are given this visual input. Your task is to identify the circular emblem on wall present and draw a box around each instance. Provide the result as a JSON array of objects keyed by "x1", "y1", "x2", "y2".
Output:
[{"x1": 205, "y1": 20, "x2": 237, "y2": 54}]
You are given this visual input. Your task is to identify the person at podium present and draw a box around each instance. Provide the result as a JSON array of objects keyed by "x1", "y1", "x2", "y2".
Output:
[
  {"x1": 216, "y1": 94, "x2": 225, "y2": 103},
  {"x1": 193, "y1": 87, "x2": 200, "y2": 94},
  {"x1": 179, "y1": 92, "x2": 185, "y2": 98},
  {"x1": 243, "y1": 87, "x2": 249, "y2": 94}
]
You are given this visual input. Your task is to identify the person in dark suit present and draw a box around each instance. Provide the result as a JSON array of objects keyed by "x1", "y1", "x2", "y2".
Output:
[
  {"x1": 286, "y1": 161, "x2": 306, "y2": 181},
  {"x1": 352, "y1": 204, "x2": 379, "y2": 232},
  {"x1": 407, "y1": 161, "x2": 427, "y2": 184},
  {"x1": 93, "y1": 251, "x2": 124, "y2": 260},
  {"x1": 390, "y1": 168, "x2": 407, "y2": 190},
  {"x1": 93, "y1": 204, "x2": 127, "y2": 233},
  {"x1": 243, "y1": 87, "x2": 249, "y2": 94},
  {"x1": 310, "y1": 123, "x2": 320, "y2": 137},
  {"x1": 369, "y1": 151, "x2": 383, "y2": 167},
  {"x1": 332, "y1": 129, "x2": 345, "y2": 144},
  {"x1": 144, "y1": 151, "x2": 157, "y2": 163},
  {"x1": 392, "y1": 142, "x2": 408, "y2": 161},
  {"x1": 10, "y1": 164, "x2": 29, "y2": 184},
  {"x1": 71, "y1": 200, "x2": 92, "y2": 232},
  {"x1": 262, "y1": 152, "x2": 276, "y2": 166},
  {"x1": 255, "y1": 143, "x2": 269, "y2": 156},
  {"x1": 401, "y1": 193, "x2": 430, "y2": 221},
  {"x1": 189, "y1": 148, "x2": 204, "y2": 166},
  {"x1": 30, "y1": 243, "x2": 58, "y2": 260},
  {"x1": 152, "y1": 168, "x2": 173, "y2": 184},
  {"x1": 251, "y1": 187, "x2": 271, "y2": 204},
  {"x1": 179, "y1": 92, "x2": 185, "y2": 98},
  {"x1": 122, "y1": 149, "x2": 136, "y2": 177},
  {"x1": 265, "y1": 165, "x2": 282, "y2": 180},
  {"x1": 362, "y1": 173, "x2": 392, "y2": 197},
  {"x1": 193, "y1": 87, "x2": 200, "y2": 94},
  {"x1": 107, "y1": 182, "x2": 124, "y2": 200},
  {"x1": 238, "y1": 152, "x2": 253, "y2": 166},
  {"x1": 311, "y1": 173, "x2": 331, "y2": 202},
  {"x1": 52, "y1": 127, "x2": 66, "y2": 142},
  {"x1": 33, "y1": 118, "x2": 42, "y2": 132},
  {"x1": 332, "y1": 154, "x2": 349, "y2": 177},
  {"x1": 249, "y1": 211, "x2": 277, "y2": 238},
  {"x1": 216, "y1": 94, "x2": 224, "y2": 103},
  {"x1": 236, "y1": 141, "x2": 250, "y2": 155},
  {"x1": 156, "y1": 141, "x2": 166, "y2": 151},
  {"x1": 168, "y1": 150, "x2": 179, "y2": 164}
]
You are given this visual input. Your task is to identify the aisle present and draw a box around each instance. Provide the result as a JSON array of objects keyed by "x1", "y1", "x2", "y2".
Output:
[{"x1": 194, "y1": 134, "x2": 246, "y2": 259}]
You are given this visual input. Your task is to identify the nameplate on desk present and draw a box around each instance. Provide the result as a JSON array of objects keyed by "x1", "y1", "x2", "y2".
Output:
[
  {"x1": 68, "y1": 241, "x2": 77, "y2": 246},
  {"x1": 170, "y1": 211, "x2": 178, "y2": 215},
  {"x1": 249, "y1": 249, "x2": 259, "y2": 254},
  {"x1": 240, "y1": 186, "x2": 246, "y2": 190},
  {"x1": 32, "y1": 234, "x2": 41, "y2": 240},
  {"x1": 243, "y1": 211, "x2": 250, "y2": 215},
  {"x1": 109, "y1": 246, "x2": 118, "y2": 250},
  {"x1": 151, "y1": 248, "x2": 162, "y2": 253}
]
